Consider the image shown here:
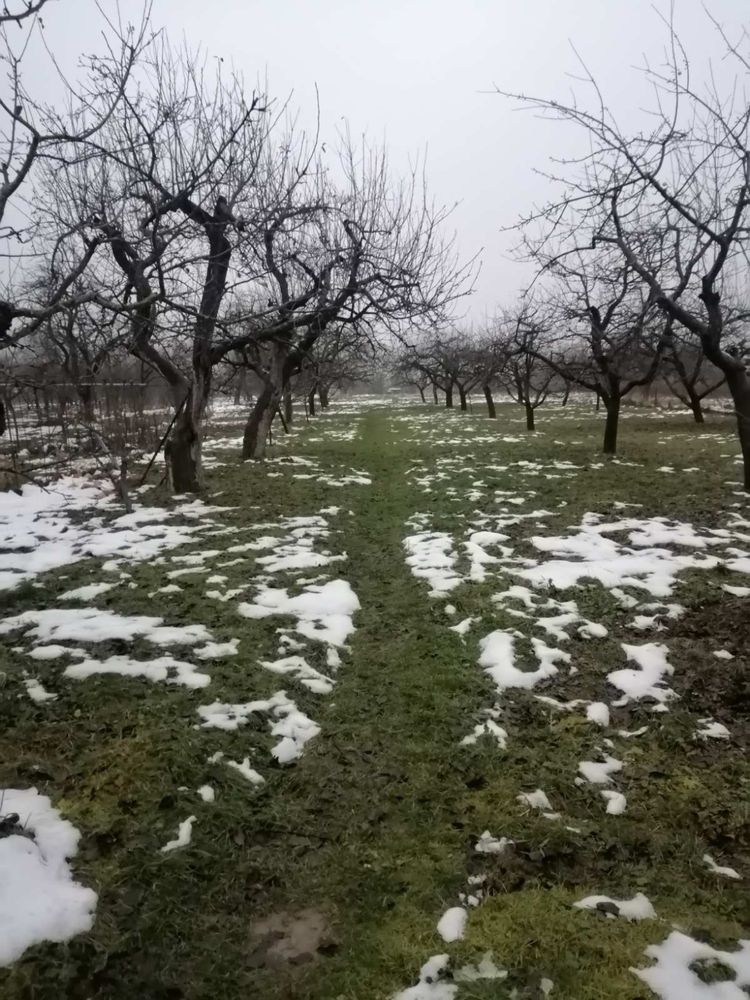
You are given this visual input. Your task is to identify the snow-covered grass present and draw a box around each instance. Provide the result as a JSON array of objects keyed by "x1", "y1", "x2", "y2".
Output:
[{"x1": 1, "y1": 397, "x2": 748, "y2": 999}]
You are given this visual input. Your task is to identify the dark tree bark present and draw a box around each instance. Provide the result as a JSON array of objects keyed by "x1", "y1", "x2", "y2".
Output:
[
  {"x1": 688, "y1": 394, "x2": 705, "y2": 424},
  {"x1": 77, "y1": 381, "x2": 96, "y2": 424},
  {"x1": 445, "y1": 382, "x2": 454, "y2": 408},
  {"x1": 170, "y1": 201, "x2": 234, "y2": 492},
  {"x1": 242, "y1": 347, "x2": 287, "y2": 459},
  {"x1": 417, "y1": 386, "x2": 426, "y2": 403},
  {"x1": 602, "y1": 394, "x2": 621, "y2": 455},
  {"x1": 458, "y1": 385, "x2": 467, "y2": 411},
  {"x1": 319, "y1": 387, "x2": 329, "y2": 409},
  {"x1": 283, "y1": 384, "x2": 293, "y2": 425},
  {"x1": 483, "y1": 383, "x2": 496, "y2": 418},
  {"x1": 308, "y1": 389, "x2": 316, "y2": 417},
  {"x1": 432, "y1": 383, "x2": 439, "y2": 405},
  {"x1": 525, "y1": 400, "x2": 536, "y2": 431}
]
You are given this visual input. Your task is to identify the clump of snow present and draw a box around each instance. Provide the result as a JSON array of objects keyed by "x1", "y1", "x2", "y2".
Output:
[
  {"x1": 696, "y1": 719, "x2": 731, "y2": 740},
  {"x1": 475, "y1": 831, "x2": 513, "y2": 854},
  {"x1": 0, "y1": 788, "x2": 97, "y2": 965},
  {"x1": 225, "y1": 758, "x2": 265, "y2": 785},
  {"x1": 477, "y1": 631, "x2": 567, "y2": 695},
  {"x1": 23, "y1": 677, "x2": 58, "y2": 703},
  {"x1": 632, "y1": 931, "x2": 750, "y2": 998},
  {"x1": 519, "y1": 514, "x2": 722, "y2": 597},
  {"x1": 58, "y1": 581, "x2": 117, "y2": 602},
  {"x1": 258, "y1": 654, "x2": 334, "y2": 695},
  {"x1": 578, "y1": 754, "x2": 623, "y2": 785},
  {"x1": 436, "y1": 906, "x2": 467, "y2": 942},
  {"x1": 703, "y1": 854, "x2": 740, "y2": 879},
  {"x1": 608, "y1": 643, "x2": 675, "y2": 707},
  {"x1": 392, "y1": 955, "x2": 456, "y2": 1000},
  {"x1": 160, "y1": 815, "x2": 195, "y2": 853},
  {"x1": 198, "y1": 691, "x2": 320, "y2": 763},
  {"x1": 574, "y1": 892, "x2": 655, "y2": 920},
  {"x1": 0, "y1": 607, "x2": 212, "y2": 648},
  {"x1": 586, "y1": 702, "x2": 610, "y2": 727},
  {"x1": 193, "y1": 639, "x2": 240, "y2": 660},
  {"x1": 239, "y1": 579, "x2": 360, "y2": 647},
  {"x1": 197, "y1": 785, "x2": 215, "y2": 803},
  {"x1": 454, "y1": 952, "x2": 507, "y2": 982},
  {"x1": 403, "y1": 529, "x2": 462, "y2": 596},
  {"x1": 66, "y1": 654, "x2": 210, "y2": 689},
  {"x1": 601, "y1": 790, "x2": 627, "y2": 815},
  {"x1": 517, "y1": 789, "x2": 553, "y2": 812}
]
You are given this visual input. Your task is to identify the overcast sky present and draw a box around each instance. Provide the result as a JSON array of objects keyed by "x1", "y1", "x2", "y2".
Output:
[{"x1": 16, "y1": 0, "x2": 750, "y2": 319}]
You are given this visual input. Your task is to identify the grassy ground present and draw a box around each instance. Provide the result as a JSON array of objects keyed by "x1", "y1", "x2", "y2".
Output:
[{"x1": 1, "y1": 398, "x2": 748, "y2": 999}]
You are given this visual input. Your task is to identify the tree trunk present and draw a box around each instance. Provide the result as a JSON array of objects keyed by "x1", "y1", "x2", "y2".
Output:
[
  {"x1": 78, "y1": 382, "x2": 96, "y2": 424},
  {"x1": 432, "y1": 384, "x2": 439, "y2": 405},
  {"x1": 319, "y1": 387, "x2": 329, "y2": 409},
  {"x1": 602, "y1": 395, "x2": 621, "y2": 455},
  {"x1": 595, "y1": 391, "x2": 601, "y2": 412},
  {"x1": 688, "y1": 391, "x2": 705, "y2": 424},
  {"x1": 525, "y1": 400, "x2": 535, "y2": 431},
  {"x1": 725, "y1": 370, "x2": 750, "y2": 491},
  {"x1": 242, "y1": 347, "x2": 286, "y2": 460},
  {"x1": 458, "y1": 386, "x2": 467, "y2": 411},
  {"x1": 283, "y1": 384, "x2": 293, "y2": 426},
  {"x1": 483, "y1": 384, "x2": 496, "y2": 418},
  {"x1": 562, "y1": 384, "x2": 570, "y2": 406},
  {"x1": 308, "y1": 390, "x2": 316, "y2": 417},
  {"x1": 170, "y1": 379, "x2": 210, "y2": 493},
  {"x1": 418, "y1": 386, "x2": 426, "y2": 403},
  {"x1": 445, "y1": 383, "x2": 454, "y2": 408}
]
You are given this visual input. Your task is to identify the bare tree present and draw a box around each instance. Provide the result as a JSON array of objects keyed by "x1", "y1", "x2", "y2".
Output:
[
  {"x1": 496, "y1": 304, "x2": 555, "y2": 430},
  {"x1": 0, "y1": 5, "x2": 152, "y2": 342},
  {"x1": 499, "y1": 11, "x2": 750, "y2": 486}
]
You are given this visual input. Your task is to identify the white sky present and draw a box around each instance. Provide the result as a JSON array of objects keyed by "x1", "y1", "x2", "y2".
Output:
[{"x1": 11, "y1": 0, "x2": 750, "y2": 319}]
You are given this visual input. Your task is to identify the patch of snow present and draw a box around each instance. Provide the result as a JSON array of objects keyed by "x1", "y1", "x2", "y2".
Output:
[
  {"x1": 608, "y1": 643, "x2": 675, "y2": 707},
  {"x1": 574, "y1": 892, "x2": 655, "y2": 920},
  {"x1": 454, "y1": 951, "x2": 507, "y2": 982},
  {"x1": 586, "y1": 702, "x2": 610, "y2": 727},
  {"x1": 436, "y1": 907, "x2": 467, "y2": 942},
  {"x1": 239, "y1": 579, "x2": 359, "y2": 647},
  {"x1": 392, "y1": 954, "x2": 456, "y2": 1000},
  {"x1": 160, "y1": 815, "x2": 195, "y2": 852},
  {"x1": 58, "y1": 581, "x2": 116, "y2": 602},
  {"x1": 474, "y1": 831, "x2": 513, "y2": 854},
  {"x1": 632, "y1": 931, "x2": 750, "y2": 999},
  {"x1": 703, "y1": 854, "x2": 740, "y2": 879},
  {"x1": 23, "y1": 677, "x2": 58, "y2": 703},
  {"x1": 0, "y1": 787, "x2": 97, "y2": 965},
  {"x1": 578, "y1": 755, "x2": 623, "y2": 785},
  {"x1": 601, "y1": 790, "x2": 627, "y2": 815}
]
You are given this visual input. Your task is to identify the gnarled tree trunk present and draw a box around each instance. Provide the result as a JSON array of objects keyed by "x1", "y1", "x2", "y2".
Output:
[
  {"x1": 445, "y1": 383, "x2": 454, "y2": 408},
  {"x1": 242, "y1": 346, "x2": 287, "y2": 460},
  {"x1": 483, "y1": 383, "x2": 496, "y2": 418},
  {"x1": 458, "y1": 385, "x2": 467, "y2": 411}
]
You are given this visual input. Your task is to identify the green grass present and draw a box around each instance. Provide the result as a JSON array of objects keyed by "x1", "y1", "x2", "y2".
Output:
[{"x1": 0, "y1": 399, "x2": 748, "y2": 999}]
